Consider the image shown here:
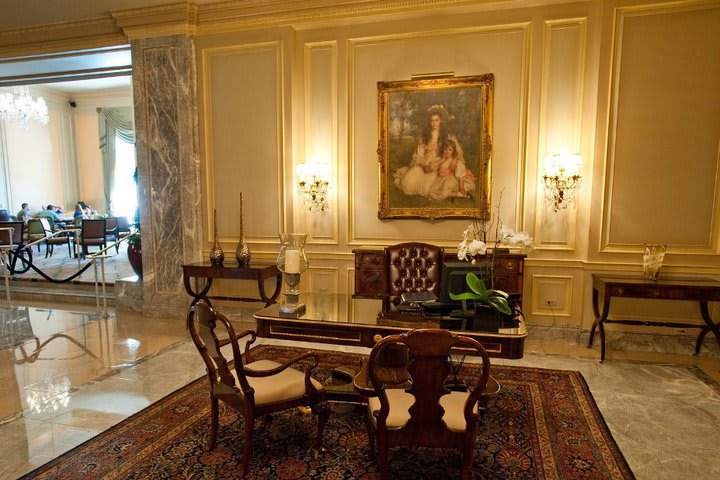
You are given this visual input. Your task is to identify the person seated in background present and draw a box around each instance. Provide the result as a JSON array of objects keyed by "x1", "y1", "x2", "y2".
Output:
[
  {"x1": 16, "y1": 203, "x2": 31, "y2": 222},
  {"x1": 73, "y1": 204, "x2": 84, "y2": 219},
  {"x1": 77, "y1": 201, "x2": 95, "y2": 217},
  {"x1": 0, "y1": 209, "x2": 10, "y2": 221},
  {"x1": 36, "y1": 204, "x2": 65, "y2": 228}
]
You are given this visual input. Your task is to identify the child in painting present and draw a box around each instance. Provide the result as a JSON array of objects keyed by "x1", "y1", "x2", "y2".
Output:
[{"x1": 428, "y1": 139, "x2": 476, "y2": 200}]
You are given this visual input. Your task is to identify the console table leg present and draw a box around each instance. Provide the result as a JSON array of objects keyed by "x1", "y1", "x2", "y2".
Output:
[
  {"x1": 588, "y1": 288, "x2": 610, "y2": 362},
  {"x1": 695, "y1": 301, "x2": 720, "y2": 355}
]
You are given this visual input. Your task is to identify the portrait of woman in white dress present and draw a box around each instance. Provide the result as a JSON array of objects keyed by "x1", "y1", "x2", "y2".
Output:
[
  {"x1": 377, "y1": 74, "x2": 494, "y2": 219},
  {"x1": 393, "y1": 104, "x2": 466, "y2": 198}
]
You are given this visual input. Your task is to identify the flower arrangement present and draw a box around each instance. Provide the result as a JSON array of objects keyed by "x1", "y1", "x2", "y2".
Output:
[{"x1": 452, "y1": 191, "x2": 534, "y2": 316}]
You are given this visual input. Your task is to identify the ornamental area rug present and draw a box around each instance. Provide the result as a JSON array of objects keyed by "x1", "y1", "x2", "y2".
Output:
[{"x1": 21, "y1": 345, "x2": 635, "y2": 480}]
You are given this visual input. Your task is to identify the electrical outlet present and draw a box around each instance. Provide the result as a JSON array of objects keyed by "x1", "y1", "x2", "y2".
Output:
[{"x1": 545, "y1": 298, "x2": 558, "y2": 307}]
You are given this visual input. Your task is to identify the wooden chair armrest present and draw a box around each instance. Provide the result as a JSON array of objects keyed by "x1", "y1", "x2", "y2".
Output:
[
  {"x1": 353, "y1": 357, "x2": 376, "y2": 396},
  {"x1": 243, "y1": 351, "x2": 318, "y2": 377}
]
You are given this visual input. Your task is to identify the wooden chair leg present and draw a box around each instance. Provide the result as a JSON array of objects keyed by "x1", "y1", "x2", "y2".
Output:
[
  {"x1": 208, "y1": 396, "x2": 219, "y2": 451},
  {"x1": 240, "y1": 413, "x2": 254, "y2": 477},
  {"x1": 364, "y1": 414, "x2": 375, "y2": 458},
  {"x1": 312, "y1": 400, "x2": 330, "y2": 451},
  {"x1": 45, "y1": 242, "x2": 50, "y2": 258},
  {"x1": 377, "y1": 431, "x2": 389, "y2": 480},
  {"x1": 460, "y1": 443, "x2": 475, "y2": 480}
]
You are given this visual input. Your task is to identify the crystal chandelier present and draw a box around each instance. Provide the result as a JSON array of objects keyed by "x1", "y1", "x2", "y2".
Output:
[{"x1": 0, "y1": 86, "x2": 49, "y2": 128}]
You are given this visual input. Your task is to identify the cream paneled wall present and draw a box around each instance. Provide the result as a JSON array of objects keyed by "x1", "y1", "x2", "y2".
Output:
[
  {"x1": 600, "y1": 1, "x2": 720, "y2": 254},
  {"x1": 196, "y1": 0, "x2": 720, "y2": 331}
]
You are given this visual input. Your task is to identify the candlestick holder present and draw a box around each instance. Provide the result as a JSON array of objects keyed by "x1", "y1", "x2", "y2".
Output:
[{"x1": 277, "y1": 233, "x2": 308, "y2": 314}]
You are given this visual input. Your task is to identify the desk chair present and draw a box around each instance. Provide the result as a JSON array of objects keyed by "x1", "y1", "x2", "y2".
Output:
[
  {"x1": 384, "y1": 242, "x2": 444, "y2": 311},
  {"x1": 188, "y1": 302, "x2": 330, "y2": 477},
  {"x1": 354, "y1": 329, "x2": 492, "y2": 480}
]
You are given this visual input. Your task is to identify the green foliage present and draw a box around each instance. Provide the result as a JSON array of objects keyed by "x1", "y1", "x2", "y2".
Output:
[
  {"x1": 449, "y1": 272, "x2": 512, "y2": 315},
  {"x1": 127, "y1": 231, "x2": 141, "y2": 248}
]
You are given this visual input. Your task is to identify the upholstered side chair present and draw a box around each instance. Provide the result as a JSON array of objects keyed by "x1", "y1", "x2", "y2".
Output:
[
  {"x1": 384, "y1": 242, "x2": 444, "y2": 311},
  {"x1": 355, "y1": 328, "x2": 492, "y2": 480},
  {"x1": 188, "y1": 302, "x2": 330, "y2": 477}
]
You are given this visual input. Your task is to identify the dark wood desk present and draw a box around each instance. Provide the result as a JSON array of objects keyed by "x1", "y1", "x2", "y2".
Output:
[
  {"x1": 182, "y1": 262, "x2": 282, "y2": 311},
  {"x1": 588, "y1": 274, "x2": 720, "y2": 362},
  {"x1": 254, "y1": 293, "x2": 527, "y2": 359}
]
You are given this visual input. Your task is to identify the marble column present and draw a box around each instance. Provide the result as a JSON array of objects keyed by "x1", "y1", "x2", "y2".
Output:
[{"x1": 132, "y1": 35, "x2": 202, "y2": 316}]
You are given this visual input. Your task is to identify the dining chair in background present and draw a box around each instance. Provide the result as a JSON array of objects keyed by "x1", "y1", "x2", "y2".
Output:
[{"x1": 76, "y1": 218, "x2": 106, "y2": 258}]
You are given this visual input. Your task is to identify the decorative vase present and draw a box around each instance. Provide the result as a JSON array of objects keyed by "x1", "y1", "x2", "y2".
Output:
[
  {"x1": 209, "y1": 209, "x2": 224, "y2": 266},
  {"x1": 127, "y1": 242, "x2": 142, "y2": 278},
  {"x1": 642, "y1": 244, "x2": 666, "y2": 280},
  {"x1": 235, "y1": 192, "x2": 251, "y2": 267}
]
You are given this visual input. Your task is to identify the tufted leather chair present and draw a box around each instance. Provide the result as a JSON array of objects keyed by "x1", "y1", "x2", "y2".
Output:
[{"x1": 384, "y1": 242, "x2": 443, "y2": 310}]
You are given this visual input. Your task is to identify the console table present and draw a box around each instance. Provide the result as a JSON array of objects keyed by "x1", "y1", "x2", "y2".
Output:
[
  {"x1": 588, "y1": 274, "x2": 720, "y2": 362},
  {"x1": 182, "y1": 262, "x2": 282, "y2": 311},
  {"x1": 254, "y1": 293, "x2": 527, "y2": 359}
]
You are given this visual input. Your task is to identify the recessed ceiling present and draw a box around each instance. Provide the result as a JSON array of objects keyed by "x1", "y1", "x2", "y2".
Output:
[
  {"x1": 41, "y1": 76, "x2": 132, "y2": 94},
  {"x1": 0, "y1": 46, "x2": 132, "y2": 87}
]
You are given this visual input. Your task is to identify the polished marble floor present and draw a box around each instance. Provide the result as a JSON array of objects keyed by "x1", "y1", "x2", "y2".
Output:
[{"x1": 0, "y1": 302, "x2": 719, "y2": 479}]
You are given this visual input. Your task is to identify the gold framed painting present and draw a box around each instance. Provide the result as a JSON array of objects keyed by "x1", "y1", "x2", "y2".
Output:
[{"x1": 377, "y1": 74, "x2": 493, "y2": 220}]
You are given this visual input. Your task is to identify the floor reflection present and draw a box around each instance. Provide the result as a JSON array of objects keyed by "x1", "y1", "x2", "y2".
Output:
[{"x1": 0, "y1": 303, "x2": 187, "y2": 423}]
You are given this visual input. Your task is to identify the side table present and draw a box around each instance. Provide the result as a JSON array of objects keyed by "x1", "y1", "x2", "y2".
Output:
[
  {"x1": 182, "y1": 263, "x2": 282, "y2": 323},
  {"x1": 588, "y1": 274, "x2": 720, "y2": 362}
]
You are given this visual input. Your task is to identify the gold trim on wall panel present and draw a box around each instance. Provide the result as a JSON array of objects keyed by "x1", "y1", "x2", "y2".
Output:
[
  {"x1": 308, "y1": 266, "x2": 340, "y2": 294},
  {"x1": 346, "y1": 23, "x2": 531, "y2": 245},
  {"x1": 530, "y1": 275, "x2": 573, "y2": 317},
  {"x1": 534, "y1": 18, "x2": 587, "y2": 251},
  {"x1": 600, "y1": 1, "x2": 720, "y2": 256},
  {"x1": 303, "y1": 41, "x2": 340, "y2": 245},
  {"x1": 201, "y1": 41, "x2": 285, "y2": 245}
]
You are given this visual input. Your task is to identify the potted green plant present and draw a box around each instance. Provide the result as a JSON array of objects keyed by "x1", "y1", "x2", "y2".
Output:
[
  {"x1": 449, "y1": 272, "x2": 512, "y2": 316},
  {"x1": 127, "y1": 230, "x2": 142, "y2": 278}
]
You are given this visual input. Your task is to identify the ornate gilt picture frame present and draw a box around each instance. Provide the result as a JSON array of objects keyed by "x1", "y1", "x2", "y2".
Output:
[{"x1": 377, "y1": 74, "x2": 493, "y2": 220}]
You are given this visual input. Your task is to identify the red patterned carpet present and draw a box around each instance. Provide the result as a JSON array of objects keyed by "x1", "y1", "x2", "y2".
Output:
[{"x1": 21, "y1": 345, "x2": 635, "y2": 479}]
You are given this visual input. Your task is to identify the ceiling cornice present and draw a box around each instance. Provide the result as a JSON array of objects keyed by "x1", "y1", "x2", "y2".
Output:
[
  {"x1": 0, "y1": 17, "x2": 126, "y2": 58},
  {"x1": 0, "y1": 0, "x2": 527, "y2": 59},
  {"x1": 111, "y1": 2, "x2": 199, "y2": 40}
]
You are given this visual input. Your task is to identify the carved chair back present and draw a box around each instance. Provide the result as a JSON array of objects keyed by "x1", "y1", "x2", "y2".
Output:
[
  {"x1": 188, "y1": 301, "x2": 255, "y2": 398},
  {"x1": 367, "y1": 329, "x2": 490, "y2": 447}
]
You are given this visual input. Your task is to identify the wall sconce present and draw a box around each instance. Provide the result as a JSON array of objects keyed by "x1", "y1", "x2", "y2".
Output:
[
  {"x1": 296, "y1": 162, "x2": 330, "y2": 213},
  {"x1": 543, "y1": 150, "x2": 582, "y2": 211}
]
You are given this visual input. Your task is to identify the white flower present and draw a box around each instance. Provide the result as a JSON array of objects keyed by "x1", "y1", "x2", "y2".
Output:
[
  {"x1": 498, "y1": 224, "x2": 534, "y2": 248},
  {"x1": 468, "y1": 239, "x2": 487, "y2": 256}
]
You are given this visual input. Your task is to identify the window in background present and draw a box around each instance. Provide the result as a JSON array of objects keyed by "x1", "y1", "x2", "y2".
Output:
[{"x1": 112, "y1": 134, "x2": 137, "y2": 219}]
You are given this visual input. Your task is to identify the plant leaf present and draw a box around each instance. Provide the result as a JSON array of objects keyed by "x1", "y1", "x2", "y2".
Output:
[
  {"x1": 466, "y1": 273, "x2": 487, "y2": 296},
  {"x1": 488, "y1": 297, "x2": 512, "y2": 315},
  {"x1": 488, "y1": 289, "x2": 509, "y2": 299},
  {"x1": 449, "y1": 292, "x2": 481, "y2": 301}
]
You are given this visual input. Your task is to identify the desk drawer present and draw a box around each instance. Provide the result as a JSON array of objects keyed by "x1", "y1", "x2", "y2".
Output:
[{"x1": 610, "y1": 286, "x2": 688, "y2": 300}]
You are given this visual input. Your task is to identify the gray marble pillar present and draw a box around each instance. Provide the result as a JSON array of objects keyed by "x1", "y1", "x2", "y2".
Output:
[{"x1": 132, "y1": 35, "x2": 202, "y2": 316}]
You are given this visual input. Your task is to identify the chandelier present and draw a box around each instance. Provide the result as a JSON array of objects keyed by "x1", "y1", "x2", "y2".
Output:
[
  {"x1": 0, "y1": 86, "x2": 49, "y2": 128},
  {"x1": 543, "y1": 151, "x2": 582, "y2": 212}
]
